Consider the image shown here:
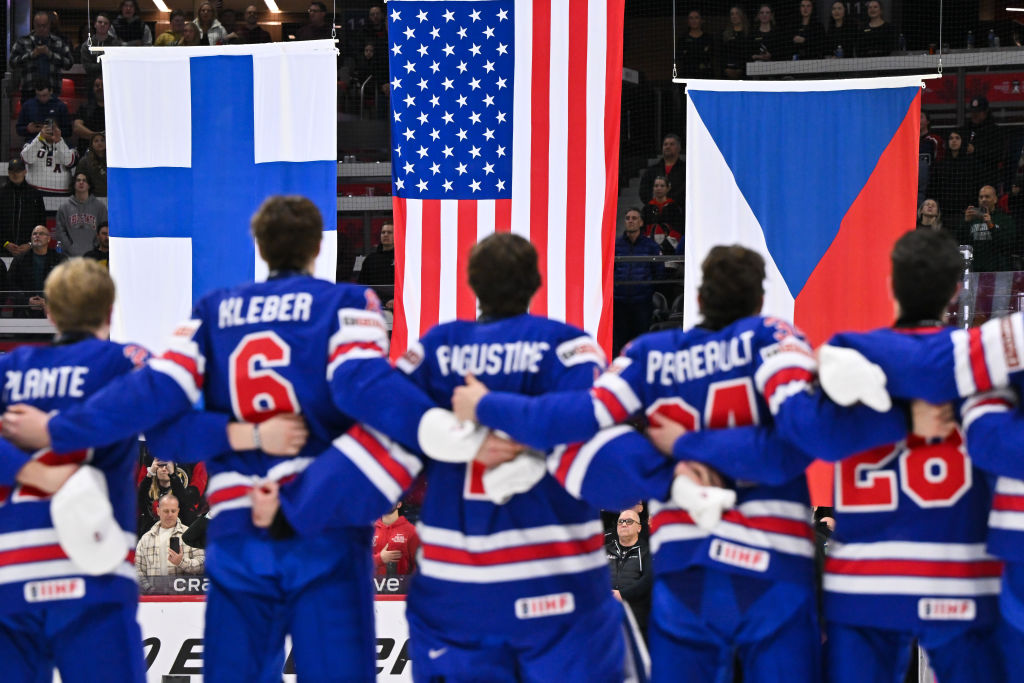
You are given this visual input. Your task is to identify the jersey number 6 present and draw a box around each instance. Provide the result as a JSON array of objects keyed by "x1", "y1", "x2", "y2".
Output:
[{"x1": 229, "y1": 331, "x2": 300, "y2": 422}]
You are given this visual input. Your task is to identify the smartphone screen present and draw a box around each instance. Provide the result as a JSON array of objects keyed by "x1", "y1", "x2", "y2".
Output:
[{"x1": 170, "y1": 537, "x2": 181, "y2": 553}]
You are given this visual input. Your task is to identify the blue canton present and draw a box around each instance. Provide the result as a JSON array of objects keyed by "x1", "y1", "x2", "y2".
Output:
[{"x1": 387, "y1": 2, "x2": 514, "y2": 200}]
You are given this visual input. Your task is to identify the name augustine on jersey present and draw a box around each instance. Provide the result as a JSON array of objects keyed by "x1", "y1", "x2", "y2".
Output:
[
  {"x1": 218, "y1": 292, "x2": 313, "y2": 328},
  {"x1": 5, "y1": 366, "x2": 88, "y2": 402},
  {"x1": 646, "y1": 330, "x2": 756, "y2": 385},
  {"x1": 436, "y1": 341, "x2": 551, "y2": 376}
]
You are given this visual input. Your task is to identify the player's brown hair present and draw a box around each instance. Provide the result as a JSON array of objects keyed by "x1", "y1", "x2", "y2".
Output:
[
  {"x1": 44, "y1": 258, "x2": 115, "y2": 332},
  {"x1": 698, "y1": 245, "x2": 766, "y2": 330},
  {"x1": 891, "y1": 229, "x2": 962, "y2": 321},
  {"x1": 468, "y1": 233, "x2": 541, "y2": 318},
  {"x1": 250, "y1": 195, "x2": 322, "y2": 272}
]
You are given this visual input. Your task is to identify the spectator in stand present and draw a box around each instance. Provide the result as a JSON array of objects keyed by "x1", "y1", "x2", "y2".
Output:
[
  {"x1": 0, "y1": 159, "x2": 46, "y2": 257},
  {"x1": 73, "y1": 77, "x2": 105, "y2": 156},
  {"x1": 750, "y1": 5, "x2": 781, "y2": 62},
  {"x1": 9, "y1": 11, "x2": 75, "y2": 101},
  {"x1": 359, "y1": 4, "x2": 388, "y2": 56},
  {"x1": 56, "y1": 173, "x2": 107, "y2": 257},
  {"x1": 606, "y1": 508, "x2": 652, "y2": 642},
  {"x1": 7, "y1": 225, "x2": 66, "y2": 318},
  {"x1": 84, "y1": 223, "x2": 110, "y2": 269},
  {"x1": 297, "y1": 2, "x2": 332, "y2": 41},
  {"x1": 614, "y1": 209, "x2": 664, "y2": 355},
  {"x1": 194, "y1": 2, "x2": 227, "y2": 46},
  {"x1": 181, "y1": 22, "x2": 203, "y2": 47},
  {"x1": 824, "y1": 0, "x2": 858, "y2": 58},
  {"x1": 82, "y1": 13, "x2": 121, "y2": 79},
  {"x1": 78, "y1": 133, "x2": 107, "y2": 197},
  {"x1": 641, "y1": 176, "x2": 684, "y2": 254},
  {"x1": 957, "y1": 185, "x2": 1018, "y2": 272},
  {"x1": 16, "y1": 80, "x2": 72, "y2": 144},
  {"x1": 785, "y1": 0, "x2": 825, "y2": 61},
  {"x1": 1008, "y1": 174, "x2": 1024, "y2": 231},
  {"x1": 927, "y1": 129, "x2": 979, "y2": 219},
  {"x1": 919, "y1": 110, "x2": 944, "y2": 205},
  {"x1": 135, "y1": 494, "x2": 205, "y2": 593},
  {"x1": 721, "y1": 6, "x2": 751, "y2": 79},
  {"x1": 966, "y1": 96, "x2": 1005, "y2": 190},
  {"x1": 351, "y1": 42, "x2": 391, "y2": 99},
  {"x1": 916, "y1": 199, "x2": 943, "y2": 231},
  {"x1": 639, "y1": 133, "x2": 684, "y2": 206},
  {"x1": 857, "y1": 0, "x2": 895, "y2": 57},
  {"x1": 358, "y1": 222, "x2": 395, "y2": 310},
  {"x1": 111, "y1": 0, "x2": 153, "y2": 47},
  {"x1": 155, "y1": 10, "x2": 187, "y2": 46},
  {"x1": 678, "y1": 10, "x2": 713, "y2": 79},
  {"x1": 219, "y1": 10, "x2": 238, "y2": 40},
  {"x1": 21, "y1": 117, "x2": 76, "y2": 197},
  {"x1": 136, "y1": 458, "x2": 200, "y2": 537},
  {"x1": 226, "y1": 6, "x2": 273, "y2": 45},
  {"x1": 372, "y1": 501, "x2": 420, "y2": 577}
]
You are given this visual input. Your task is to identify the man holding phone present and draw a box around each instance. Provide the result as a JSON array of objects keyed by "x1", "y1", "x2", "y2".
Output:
[
  {"x1": 959, "y1": 184, "x2": 1020, "y2": 271},
  {"x1": 135, "y1": 493, "x2": 205, "y2": 594}
]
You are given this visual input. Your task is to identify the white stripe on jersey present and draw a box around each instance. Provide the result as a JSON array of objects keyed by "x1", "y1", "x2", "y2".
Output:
[
  {"x1": 552, "y1": 425, "x2": 632, "y2": 499},
  {"x1": 829, "y1": 541, "x2": 994, "y2": 561},
  {"x1": 333, "y1": 430, "x2": 421, "y2": 503},
  {"x1": 418, "y1": 550, "x2": 608, "y2": 584},
  {"x1": 149, "y1": 357, "x2": 201, "y2": 404},
  {"x1": 824, "y1": 574, "x2": 1001, "y2": 596},
  {"x1": 419, "y1": 520, "x2": 603, "y2": 552},
  {"x1": 951, "y1": 329, "x2": 978, "y2": 397}
]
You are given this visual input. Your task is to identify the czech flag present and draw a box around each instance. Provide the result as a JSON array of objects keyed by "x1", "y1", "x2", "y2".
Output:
[{"x1": 682, "y1": 77, "x2": 925, "y2": 503}]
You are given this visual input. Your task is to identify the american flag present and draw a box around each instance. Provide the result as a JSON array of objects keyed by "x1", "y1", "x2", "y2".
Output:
[{"x1": 387, "y1": 0, "x2": 624, "y2": 355}]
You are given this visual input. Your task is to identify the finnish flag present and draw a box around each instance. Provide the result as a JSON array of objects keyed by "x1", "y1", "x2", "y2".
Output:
[{"x1": 101, "y1": 41, "x2": 338, "y2": 352}]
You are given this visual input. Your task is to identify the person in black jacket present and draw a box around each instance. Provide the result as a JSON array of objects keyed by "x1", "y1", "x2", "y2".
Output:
[
  {"x1": 785, "y1": 0, "x2": 825, "y2": 60},
  {"x1": 357, "y1": 222, "x2": 396, "y2": 310},
  {"x1": 607, "y1": 508, "x2": 653, "y2": 641},
  {"x1": 927, "y1": 130, "x2": 979, "y2": 219},
  {"x1": 824, "y1": 0, "x2": 858, "y2": 58},
  {"x1": 0, "y1": 158, "x2": 46, "y2": 256}
]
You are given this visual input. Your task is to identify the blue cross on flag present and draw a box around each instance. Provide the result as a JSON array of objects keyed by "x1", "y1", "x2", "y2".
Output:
[{"x1": 101, "y1": 42, "x2": 338, "y2": 352}]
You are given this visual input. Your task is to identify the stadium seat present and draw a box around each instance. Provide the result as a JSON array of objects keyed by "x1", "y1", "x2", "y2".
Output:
[{"x1": 61, "y1": 78, "x2": 75, "y2": 99}]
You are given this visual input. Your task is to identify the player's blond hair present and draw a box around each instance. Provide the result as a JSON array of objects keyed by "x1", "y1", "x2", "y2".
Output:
[{"x1": 44, "y1": 258, "x2": 115, "y2": 332}]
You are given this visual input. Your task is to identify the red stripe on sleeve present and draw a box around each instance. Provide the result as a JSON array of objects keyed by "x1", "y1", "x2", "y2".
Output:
[
  {"x1": 349, "y1": 425, "x2": 414, "y2": 491},
  {"x1": 553, "y1": 443, "x2": 583, "y2": 486},
  {"x1": 161, "y1": 350, "x2": 204, "y2": 388},
  {"x1": 590, "y1": 386, "x2": 629, "y2": 423},
  {"x1": 763, "y1": 367, "x2": 814, "y2": 402},
  {"x1": 968, "y1": 327, "x2": 993, "y2": 392}
]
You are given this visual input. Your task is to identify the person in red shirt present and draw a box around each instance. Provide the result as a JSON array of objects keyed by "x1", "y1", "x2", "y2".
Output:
[{"x1": 372, "y1": 501, "x2": 420, "y2": 576}]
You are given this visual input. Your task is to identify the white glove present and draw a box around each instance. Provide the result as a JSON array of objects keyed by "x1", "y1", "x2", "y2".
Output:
[
  {"x1": 818, "y1": 344, "x2": 892, "y2": 412},
  {"x1": 417, "y1": 408, "x2": 488, "y2": 463},
  {"x1": 482, "y1": 452, "x2": 547, "y2": 504},
  {"x1": 670, "y1": 476, "x2": 737, "y2": 531}
]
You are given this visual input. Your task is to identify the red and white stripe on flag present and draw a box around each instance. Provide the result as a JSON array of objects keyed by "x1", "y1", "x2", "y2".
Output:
[{"x1": 390, "y1": 0, "x2": 624, "y2": 358}]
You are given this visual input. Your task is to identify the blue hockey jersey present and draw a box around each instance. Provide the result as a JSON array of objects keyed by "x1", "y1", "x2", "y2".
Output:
[
  {"x1": 0, "y1": 337, "x2": 146, "y2": 615},
  {"x1": 474, "y1": 316, "x2": 907, "y2": 585},
  {"x1": 44, "y1": 273, "x2": 436, "y2": 541},
  {"x1": 393, "y1": 314, "x2": 678, "y2": 636},
  {"x1": 822, "y1": 325, "x2": 1011, "y2": 629}
]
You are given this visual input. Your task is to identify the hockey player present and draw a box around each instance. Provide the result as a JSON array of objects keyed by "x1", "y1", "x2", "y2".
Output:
[
  {"x1": 256, "y1": 233, "x2": 708, "y2": 682},
  {"x1": 650, "y1": 231, "x2": 1004, "y2": 682},
  {"x1": 0, "y1": 196, "x2": 484, "y2": 682},
  {"x1": 451, "y1": 245, "x2": 913, "y2": 682},
  {"x1": 811, "y1": 236, "x2": 1024, "y2": 682},
  {"x1": 0, "y1": 259, "x2": 147, "y2": 682}
]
